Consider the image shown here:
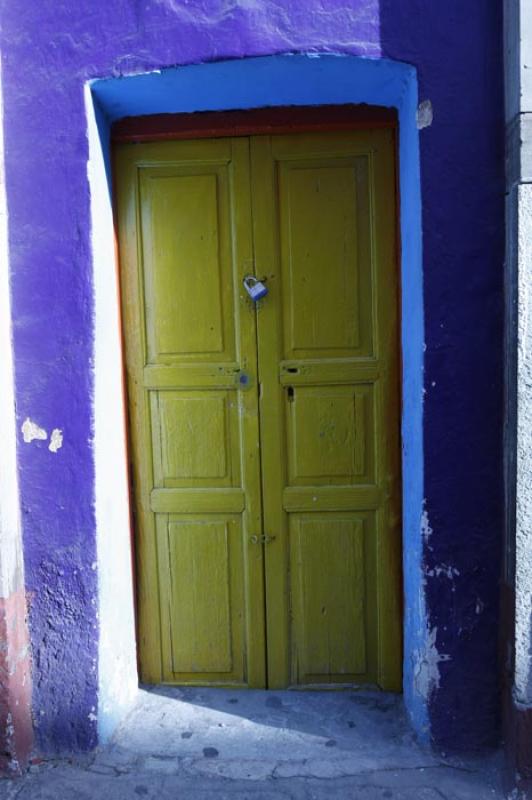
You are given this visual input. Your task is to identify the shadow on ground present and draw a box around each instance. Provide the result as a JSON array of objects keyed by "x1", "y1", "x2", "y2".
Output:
[{"x1": 0, "y1": 687, "x2": 505, "y2": 799}]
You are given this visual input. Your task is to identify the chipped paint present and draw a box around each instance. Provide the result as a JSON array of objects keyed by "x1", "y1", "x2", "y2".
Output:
[
  {"x1": 414, "y1": 626, "x2": 451, "y2": 701},
  {"x1": 416, "y1": 99, "x2": 433, "y2": 129},
  {"x1": 48, "y1": 429, "x2": 63, "y2": 453},
  {"x1": 420, "y1": 506, "x2": 432, "y2": 542},
  {"x1": 425, "y1": 564, "x2": 460, "y2": 580},
  {"x1": 21, "y1": 418, "x2": 47, "y2": 444}
]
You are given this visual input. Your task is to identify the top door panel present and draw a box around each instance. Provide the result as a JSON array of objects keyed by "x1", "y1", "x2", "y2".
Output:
[
  {"x1": 138, "y1": 158, "x2": 236, "y2": 365},
  {"x1": 275, "y1": 149, "x2": 374, "y2": 361},
  {"x1": 278, "y1": 157, "x2": 373, "y2": 360}
]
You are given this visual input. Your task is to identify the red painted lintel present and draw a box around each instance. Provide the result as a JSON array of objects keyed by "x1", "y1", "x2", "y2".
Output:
[{"x1": 111, "y1": 104, "x2": 397, "y2": 143}]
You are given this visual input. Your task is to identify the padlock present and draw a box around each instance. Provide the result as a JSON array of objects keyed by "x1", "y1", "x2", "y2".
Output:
[{"x1": 243, "y1": 275, "x2": 268, "y2": 302}]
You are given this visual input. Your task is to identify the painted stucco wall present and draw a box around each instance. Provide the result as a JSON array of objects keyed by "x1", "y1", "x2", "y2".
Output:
[
  {"x1": 0, "y1": 1, "x2": 504, "y2": 754},
  {"x1": 504, "y1": 0, "x2": 532, "y2": 789},
  {"x1": 0, "y1": 58, "x2": 33, "y2": 773},
  {"x1": 506, "y1": 0, "x2": 532, "y2": 714}
]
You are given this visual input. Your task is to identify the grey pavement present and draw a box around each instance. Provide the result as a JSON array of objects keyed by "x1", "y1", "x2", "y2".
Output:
[{"x1": 0, "y1": 687, "x2": 506, "y2": 799}]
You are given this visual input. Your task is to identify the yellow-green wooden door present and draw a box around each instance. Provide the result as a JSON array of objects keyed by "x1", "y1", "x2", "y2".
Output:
[
  {"x1": 115, "y1": 127, "x2": 401, "y2": 690},
  {"x1": 115, "y1": 137, "x2": 266, "y2": 686},
  {"x1": 251, "y1": 131, "x2": 401, "y2": 690}
]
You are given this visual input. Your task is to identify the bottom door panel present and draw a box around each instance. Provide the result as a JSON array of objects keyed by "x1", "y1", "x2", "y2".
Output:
[
  {"x1": 156, "y1": 514, "x2": 247, "y2": 685},
  {"x1": 289, "y1": 512, "x2": 377, "y2": 686}
]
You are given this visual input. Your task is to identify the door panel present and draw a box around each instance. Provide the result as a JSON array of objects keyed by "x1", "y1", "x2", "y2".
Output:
[
  {"x1": 286, "y1": 384, "x2": 375, "y2": 485},
  {"x1": 157, "y1": 514, "x2": 246, "y2": 682},
  {"x1": 151, "y1": 390, "x2": 242, "y2": 487},
  {"x1": 289, "y1": 513, "x2": 370, "y2": 684},
  {"x1": 250, "y1": 130, "x2": 401, "y2": 690},
  {"x1": 140, "y1": 169, "x2": 234, "y2": 361},
  {"x1": 278, "y1": 157, "x2": 373, "y2": 359},
  {"x1": 115, "y1": 137, "x2": 266, "y2": 686}
]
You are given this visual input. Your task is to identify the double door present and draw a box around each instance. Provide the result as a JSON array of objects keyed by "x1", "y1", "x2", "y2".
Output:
[{"x1": 115, "y1": 127, "x2": 401, "y2": 689}]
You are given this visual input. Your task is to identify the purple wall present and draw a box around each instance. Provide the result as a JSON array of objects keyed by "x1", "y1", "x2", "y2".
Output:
[
  {"x1": 0, "y1": 1, "x2": 504, "y2": 752},
  {"x1": 379, "y1": 4, "x2": 505, "y2": 748}
]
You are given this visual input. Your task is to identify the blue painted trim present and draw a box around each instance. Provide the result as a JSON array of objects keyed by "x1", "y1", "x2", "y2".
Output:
[
  {"x1": 396, "y1": 74, "x2": 427, "y2": 741},
  {"x1": 89, "y1": 53, "x2": 426, "y2": 740},
  {"x1": 92, "y1": 55, "x2": 412, "y2": 121},
  {"x1": 92, "y1": 97, "x2": 112, "y2": 189}
]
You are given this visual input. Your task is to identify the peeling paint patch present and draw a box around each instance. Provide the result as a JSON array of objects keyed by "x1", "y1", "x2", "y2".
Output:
[
  {"x1": 426, "y1": 564, "x2": 460, "y2": 580},
  {"x1": 414, "y1": 626, "x2": 451, "y2": 700},
  {"x1": 420, "y1": 506, "x2": 432, "y2": 542},
  {"x1": 21, "y1": 418, "x2": 47, "y2": 444},
  {"x1": 48, "y1": 429, "x2": 63, "y2": 453},
  {"x1": 416, "y1": 99, "x2": 433, "y2": 129}
]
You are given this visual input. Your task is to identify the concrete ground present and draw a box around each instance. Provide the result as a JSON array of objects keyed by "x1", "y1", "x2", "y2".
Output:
[{"x1": 0, "y1": 687, "x2": 506, "y2": 799}]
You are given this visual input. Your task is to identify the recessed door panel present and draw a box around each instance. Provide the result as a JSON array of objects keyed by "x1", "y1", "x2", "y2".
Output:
[
  {"x1": 278, "y1": 156, "x2": 374, "y2": 360},
  {"x1": 151, "y1": 390, "x2": 241, "y2": 488},
  {"x1": 289, "y1": 514, "x2": 369, "y2": 683},
  {"x1": 140, "y1": 166, "x2": 235, "y2": 363},
  {"x1": 158, "y1": 516, "x2": 245, "y2": 681},
  {"x1": 286, "y1": 384, "x2": 375, "y2": 486}
]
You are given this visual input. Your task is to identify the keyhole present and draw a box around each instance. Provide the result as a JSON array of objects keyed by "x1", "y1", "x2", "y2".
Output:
[{"x1": 287, "y1": 386, "x2": 294, "y2": 402}]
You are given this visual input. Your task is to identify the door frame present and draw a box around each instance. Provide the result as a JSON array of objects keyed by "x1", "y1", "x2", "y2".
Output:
[
  {"x1": 113, "y1": 115, "x2": 402, "y2": 691},
  {"x1": 87, "y1": 53, "x2": 426, "y2": 742}
]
